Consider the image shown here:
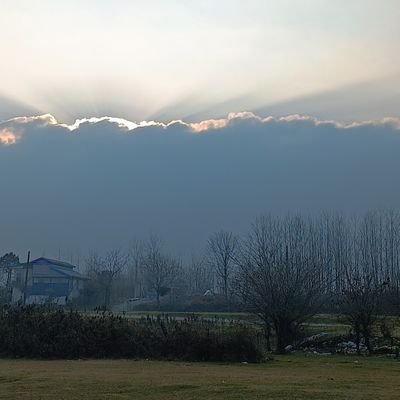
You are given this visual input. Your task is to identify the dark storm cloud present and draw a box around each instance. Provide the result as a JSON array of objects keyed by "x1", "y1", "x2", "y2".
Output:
[{"x1": 1, "y1": 112, "x2": 400, "y2": 259}]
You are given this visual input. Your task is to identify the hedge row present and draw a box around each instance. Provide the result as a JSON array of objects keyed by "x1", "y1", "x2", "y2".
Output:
[{"x1": 0, "y1": 306, "x2": 264, "y2": 362}]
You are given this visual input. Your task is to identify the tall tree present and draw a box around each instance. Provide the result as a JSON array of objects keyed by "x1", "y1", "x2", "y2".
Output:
[
  {"x1": 0, "y1": 252, "x2": 19, "y2": 289},
  {"x1": 186, "y1": 254, "x2": 213, "y2": 295},
  {"x1": 87, "y1": 249, "x2": 128, "y2": 308},
  {"x1": 142, "y1": 236, "x2": 180, "y2": 307},
  {"x1": 128, "y1": 240, "x2": 144, "y2": 298},
  {"x1": 341, "y1": 272, "x2": 388, "y2": 354},
  {"x1": 207, "y1": 230, "x2": 239, "y2": 301},
  {"x1": 237, "y1": 215, "x2": 326, "y2": 353}
]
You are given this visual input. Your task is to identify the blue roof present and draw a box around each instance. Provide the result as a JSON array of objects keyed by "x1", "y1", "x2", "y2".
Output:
[
  {"x1": 31, "y1": 257, "x2": 76, "y2": 269},
  {"x1": 13, "y1": 257, "x2": 89, "y2": 280}
]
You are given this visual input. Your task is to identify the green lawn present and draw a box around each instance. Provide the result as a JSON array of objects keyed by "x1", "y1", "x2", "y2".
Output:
[
  {"x1": 94, "y1": 310, "x2": 355, "y2": 337},
  {"x1": 121, "y1": 311, "x2": 400, "y2": 335},
  {"x1": 1, "y1": 355, "x2": 400, "y2": 399},
  {"x1": 86, "y1": 310, "x2": 400, "y2": 339}
]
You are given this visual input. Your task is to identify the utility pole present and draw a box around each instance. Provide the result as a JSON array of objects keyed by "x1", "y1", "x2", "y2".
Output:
[{"x1": 23, "y1": 251, "x2": 30, "y2": 305}]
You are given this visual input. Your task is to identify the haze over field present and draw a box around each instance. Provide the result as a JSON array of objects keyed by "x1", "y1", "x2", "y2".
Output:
[{"x1": 1, "y1": 1, "x2": 400, "y2": 260}]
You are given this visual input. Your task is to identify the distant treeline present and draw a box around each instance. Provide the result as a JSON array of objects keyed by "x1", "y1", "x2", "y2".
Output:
[
  {"x1": 0, "y1": 306, "x2": 263, "y2": 362},
  {"x1": 236, "y1": 210, "x2": 400, "y2": 352},
  {"x1": 76, "y1": 210, "x2": 400, "y2": 310}
]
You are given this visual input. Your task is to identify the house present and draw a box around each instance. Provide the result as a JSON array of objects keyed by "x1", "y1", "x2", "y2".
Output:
[{"x1": 10, "y1": 257, "x2": 88, "y2": 305}]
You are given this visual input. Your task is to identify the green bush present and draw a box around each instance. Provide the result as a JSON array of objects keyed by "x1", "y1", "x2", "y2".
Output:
[{"x1": 0, "y1": 306, "x2": 264, "y2": 362}]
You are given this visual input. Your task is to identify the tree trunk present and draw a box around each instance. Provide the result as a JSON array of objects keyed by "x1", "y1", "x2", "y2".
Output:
[
  {"x1": 104, "y1": 283, "x2": 111, "y2": 309},
  {"x1": 273, "y1": 317, "x2": 299, "y2": 354},
  {"x1": 264, "y1": 322, "x2": 272, "y2": 352},
  {"x1": 156, "y1": 290, "x2": 160, "y2": 309},
  {"x1": 275, "y1": 332, "x2": 287, "y2": 354},
  {"x1": 362, "y1": 325, "x2": 371, "y2": 353},
  {"x1": 274, "y1": 320, "x2": 292, "y2": 354},
  {"x1": 355, "y1": 326, "x2": 361, "y2": 355},
  {"x1": 224, "y1": 274, "x2": 228, "y2": 302},
  {"x1": 6, "y1": 269, "x2": 11, "y2": 288}
]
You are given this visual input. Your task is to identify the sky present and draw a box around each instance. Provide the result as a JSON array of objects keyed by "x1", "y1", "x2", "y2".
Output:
[
  {"x1": 1, "y1": 0, "x2": 400, "y2": 122},
  {"x1": 1, "y1": 1, "x2": 400, "y2": 262}
]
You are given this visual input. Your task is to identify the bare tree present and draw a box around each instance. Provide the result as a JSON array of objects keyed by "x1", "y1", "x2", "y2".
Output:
[
  {"x1": 0, "y1": 252, "x2": 19, "y2": 303},
  {"x1": 237, "y1": 215, "x2": 326, "y2": 353},
  {"x1": 337, "y1": 211, "x2": 392, "y2": 353},
  {"x1": 0, "y1": 252, "x2": 19, "y2": 289},
  {"x1": 142, "y1": 236, "x2": 180, "y2": 308},
  {"x1": 87, "y1": 249, "x2": 128, "y2": 309},
  {"x1": 127, "y1": 240, "x2": 144, "y2": 298},
  {"x1": 207, "y1": 230, "x2": 239, "y2": 301},
  {"x1": 341, "y1": 272, "x2": 389, "y2": 353},
  {"x1": 186, "y1": 254, "x2": 213, "y2": 295}
]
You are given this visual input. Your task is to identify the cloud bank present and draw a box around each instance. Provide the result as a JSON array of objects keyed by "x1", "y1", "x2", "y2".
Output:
[{"x1": 1, "y1": 112, "x2": 400, "y2": 260}]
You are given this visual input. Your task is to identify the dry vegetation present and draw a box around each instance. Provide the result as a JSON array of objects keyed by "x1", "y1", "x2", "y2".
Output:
[{"x1": 0, "y1": 355, "x2": 400, "y2": 400}]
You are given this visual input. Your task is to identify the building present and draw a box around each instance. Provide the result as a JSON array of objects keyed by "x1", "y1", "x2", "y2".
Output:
[{"x1": 10, "y1": 257, "x2": 88, "y2": 305}]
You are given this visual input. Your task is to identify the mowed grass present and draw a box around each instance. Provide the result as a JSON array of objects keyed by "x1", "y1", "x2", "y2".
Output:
[
  {"x1": 95, "y1": 311, "x2": 359, "y2": 337},
  {"x1": 83, "y1": 310, "x2": 400, "y2": 345},
  {"x1": 1, "y1": 355, "x2": 400, "y2": 400}
]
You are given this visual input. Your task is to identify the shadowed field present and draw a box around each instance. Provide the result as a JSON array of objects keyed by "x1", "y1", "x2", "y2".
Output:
[{"x1": 0, "y1": 355, "x2": 399, "y2": 400}]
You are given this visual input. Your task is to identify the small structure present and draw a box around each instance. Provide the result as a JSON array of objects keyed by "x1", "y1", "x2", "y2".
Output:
[{"x1": 10, "y1": 257, "x2": 88, "y2": 305}]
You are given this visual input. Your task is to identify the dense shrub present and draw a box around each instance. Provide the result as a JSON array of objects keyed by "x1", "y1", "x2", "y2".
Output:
[{"x1": 0, "y1": 306, "x2": 264, "y2": 362}]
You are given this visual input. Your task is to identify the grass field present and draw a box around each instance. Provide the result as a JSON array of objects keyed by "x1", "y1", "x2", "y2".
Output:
[
  {"x1": 94, "y1": 310, "x2": 400, "y2": 337},
  {"x1": 1, "y1": 355, "x2": 400, "y2": 399}
]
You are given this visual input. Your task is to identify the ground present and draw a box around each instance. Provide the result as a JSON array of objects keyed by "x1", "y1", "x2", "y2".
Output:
[{"x1": 1, "y1": 355, "x2": 400, "y2": 399}]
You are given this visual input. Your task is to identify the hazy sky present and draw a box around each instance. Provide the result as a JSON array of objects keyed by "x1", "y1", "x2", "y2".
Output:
[{"x1": 1, "y1": 1, "x2": 400, "y2": 122}]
